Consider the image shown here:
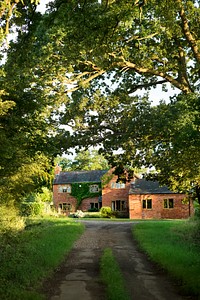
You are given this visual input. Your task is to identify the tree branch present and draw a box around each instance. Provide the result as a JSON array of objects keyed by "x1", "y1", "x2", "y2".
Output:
[
  {"x1": 108, "y1": 52, "x2": 192, "y2": 93},
  {"x1": 177, "y1": 0, "x2": 200, "y2": 65},
  {"x1": 127, "y1": 79, "x2": 168, "y2": 94}
]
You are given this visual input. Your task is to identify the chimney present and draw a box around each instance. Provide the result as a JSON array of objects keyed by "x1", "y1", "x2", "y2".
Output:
[{"x1": 55, "y1": 164, "x2": 62, "y2": 175}]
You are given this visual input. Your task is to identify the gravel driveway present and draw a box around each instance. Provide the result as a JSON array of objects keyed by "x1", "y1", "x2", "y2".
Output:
[{"x1": 42, "y1": 220, "x2": 191, "y2": 300}]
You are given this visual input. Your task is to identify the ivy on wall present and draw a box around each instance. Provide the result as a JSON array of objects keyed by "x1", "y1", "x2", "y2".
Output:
[{"x1": 71, "y1": 182, "x2": 102, "y2": 208}]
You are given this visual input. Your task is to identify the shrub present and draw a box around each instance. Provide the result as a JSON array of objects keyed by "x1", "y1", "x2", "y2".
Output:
[
  {"x1": 194, "y1": 201, "x2": 200, "y2": 218},
  {"x1": 35, "y1": 187, "x2": 53, "y2": 203},
  {"x1": 20, "y1": 202, "x2": 44, "y2": 217},
  {"x1": 100, "y1": 206, "x2": 113, "y2": 218},
  {"x1": 0, "y1": 204, "x2": 25, "y2": 234},
  {"x1": 88, "y1": 207, "x2": 99, "y2": 212},
  {"x1": 83, "y1": 212, "x2": 100, "y2": 218}
]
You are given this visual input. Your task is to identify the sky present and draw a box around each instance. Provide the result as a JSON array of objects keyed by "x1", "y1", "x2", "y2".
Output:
[{"x1": 36, "y1": 0, "x2": 50, "y2": 12}]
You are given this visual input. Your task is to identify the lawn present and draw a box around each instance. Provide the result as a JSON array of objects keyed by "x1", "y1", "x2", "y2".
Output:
[
  {"x1": 132, "y1": 220, "x2": 200, "y2": 297},
  {"x1": 0, "y1": 216, "x2": 84, "y2": 300}
]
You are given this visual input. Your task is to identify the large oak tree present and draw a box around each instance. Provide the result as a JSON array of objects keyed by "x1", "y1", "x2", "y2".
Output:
[{"x1": 1, "y1": 0, "x2": 200, "y2": 202}]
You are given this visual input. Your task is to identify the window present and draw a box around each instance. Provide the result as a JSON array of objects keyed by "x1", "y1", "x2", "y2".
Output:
[
  {"x1": 111, "y1": 182, "x2": 126, "y2": 189},
  {"x1": 90, "y1": 202, "x2": 101, "y2": 210},
  {"x1": 89, "y1": 184, "x2": 99, "y2": 193},
  {"x1": 59, "y1": 203, "x2": 71, "y2": 211},
  {"x1": 58, "y1": 185, "x2": 71, "y2": 193},
  {"x1": 112, "y1": 200, "x2": 126, "y2": 211},
  {"x1": 164, "y1": 198, "x2": 174, "y2": 209},
  {"x1": 142, "y1": 199, "x2": 152, "y2": 209}
]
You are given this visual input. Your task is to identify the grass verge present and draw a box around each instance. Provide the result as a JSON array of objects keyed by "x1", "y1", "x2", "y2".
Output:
[
  {"x1": 100, "y1": 248, "x2": 130, "y2": 300},
  {"x1": 0, "y1": 216, "x2": 84, "y2": 300},
  {"x1": 132, "y1": 220, "x2": 200, "y2": 297}
]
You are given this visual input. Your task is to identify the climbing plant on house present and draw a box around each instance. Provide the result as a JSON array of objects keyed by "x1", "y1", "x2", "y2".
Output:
[{"x1": 71, "y1": 182, "x2": 102, "y2": 208}]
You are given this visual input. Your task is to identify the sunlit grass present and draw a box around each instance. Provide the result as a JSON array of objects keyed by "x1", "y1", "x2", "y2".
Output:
[
  {"x1": 0, "y1": 217, "x2": 84, "y2": 299},
  {"x1": 100, "y1": 248, "x2": 130, "y2": 300},
  {"x1": 132, "y1": 220, "x2": 200, "y2": 297}
]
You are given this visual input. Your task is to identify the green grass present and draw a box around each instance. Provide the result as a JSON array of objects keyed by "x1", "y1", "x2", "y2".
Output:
[
  {"x1": 132, "y1": 220, "x2": 200, "y2": 297},
  {"x1": 0, "y1": 216, "x2": 84, "y2": 300},
  {"x1": 100, "y1": 248, "x2": 130, "y2": 300}
]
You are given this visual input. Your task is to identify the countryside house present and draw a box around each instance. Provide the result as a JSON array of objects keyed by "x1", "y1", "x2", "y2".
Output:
[{"x1": 53, "y1": 166, "x2": 193, "y2": 219}]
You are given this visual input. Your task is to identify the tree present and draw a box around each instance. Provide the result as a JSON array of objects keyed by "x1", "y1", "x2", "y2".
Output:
[
  {"x1": 29, "y1": 0, "x2": 199, "y2": 94},
  {"x1": 1, "y1": 0, "x2": 200, "y2": 205},
  {"x1": 55, "y1": 150, "x2": 109, "y2": 171},
  {"x1": 0, "y1": 153, "x2": 54, "y2": 205},
  {"x1": 144, "y1": 93, "x2": 200, "y2": 203},
  {"x1": 0, "y1": 0, "x2": 40, "y2": 46},
  {"x1": 0, "y1": 4, "x2": 69, "y2": 200}
]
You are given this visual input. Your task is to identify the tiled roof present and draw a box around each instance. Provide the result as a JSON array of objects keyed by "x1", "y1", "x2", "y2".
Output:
[
  {"x1": 129, "y1": 178, "x2": 177, "y2": 195},
  {"x1": 53, "y1": 170, "x2": 108, "y2": 185}
]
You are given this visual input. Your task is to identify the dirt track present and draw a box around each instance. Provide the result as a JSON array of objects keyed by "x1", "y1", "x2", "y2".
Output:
[{"x1": 42, "y1": 220, "x2": 192, "y2": 300}]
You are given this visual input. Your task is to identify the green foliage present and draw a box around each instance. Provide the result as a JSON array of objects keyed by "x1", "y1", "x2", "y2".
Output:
[
  {"x1": 100, "y1": 248, "x2": 130, "y2": 300},
  {"x1": 194, "y1": 201, "x2": 200, "y2": 218},
  {"x1": 71, "y1": 182, "x2": 101, "y2": 207},
  {"x1": 100, "y1": 206, "x2": 115, "y2": 218},
  {"x1": 88, "y1": 207, "x2": 99, "y2": 212},
  {"x1": 71, "y1": 150, "x2": 109, "y2": 171},
  {"x1": 133, "y1": 221, "x2": 200, "y2": 297},
  {"x1": 141, "y1": 93, "x2": 200, "y2": 200},
  {"x1": 83, "y1": 212, "x2": 101, "y2": 218},
  {"x1": 0, "y1": 204, "x2": 25, "y2": 235},
  {"x1": 0, "y1": 0, "x2": 40, "y2": 45},
  {"x1": 101, "y1": 172, "x2": 114, "y2": 188},
  {"x1": 20, "y1": 187, "x2": 53, "y2": 216},
  {"x1": 1, "y1": 0, "x2": 200, "y2": 211},
  {"x1": 55, "y1": 150, "x2": 109, "y2": 171},
  {"x1": 0, "y1": 217, "x2": 84, "y2": 300},
  {"x1": 20, "y1": 202, "x2": 44, "y2": 217},
  {"x1": 35, "y1": 187, "x2": 53, "y2": 203},
  {"x1": 0, "y1": 151, "x2": 54, "y2": 207}
]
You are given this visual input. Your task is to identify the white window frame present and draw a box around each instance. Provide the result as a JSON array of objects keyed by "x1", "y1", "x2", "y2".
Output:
[
  {"x1": 58, "y1": 184, "x2": 71, "y2": 193},
  {"x1": 89, "y1": 184, "x2": 99, "y2": 193}
]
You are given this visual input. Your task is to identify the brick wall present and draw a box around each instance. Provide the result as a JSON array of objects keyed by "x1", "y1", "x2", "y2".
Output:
[
  {"x1": 53, "y1": 184, "x2": 77, "y2": 212},
  {"x1": 102, "y1": 175, "x2": 130, "y2": 210},
  {"x1": 129, "y1": 193, "x2": 193, "y2": 219},
  {"x1": 53, "y1": 185, "x2": 101, "y2": 212},
  {"x1": 79, "y1": 197, "x2": 100, "y2": 211},
  {"x1": 129, "y1": 195, "x2": 142, "y2": 219}
]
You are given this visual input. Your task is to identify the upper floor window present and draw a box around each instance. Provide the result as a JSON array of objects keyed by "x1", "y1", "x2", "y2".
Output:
[
  {"x1": 58, "y1": 185, "x2": 71, "y2": 193},
  {"x1": 111, "y1": 182, "x2": 126, "y2": 189},
  {"x1": 143, "y1": 199, "x2": 152, "y2": 209},
  {"x1": 90, "y1": 184, "x2": 99, "y2": 193},
  {"x1": 164, "y1": 198, "x2": 174, "y2": 209}
]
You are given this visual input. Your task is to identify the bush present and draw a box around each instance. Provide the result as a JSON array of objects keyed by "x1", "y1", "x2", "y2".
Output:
[
  {"x1": 194, "y1": 201, "x2": 200, "y2": 218},
  {"x1": 83, "y1": 212, "x2": 100, "y2": 218},
  {"x1": 100, "y1": 206, "x2": 114, "y2": 218},
  {"x1": 35, "y1": 187, "x2": 53, "y2": 203},
  {"x1": 88, "y1": 207, "x2": 99, "y2": 212},
  {"x1": 0, "y1": 204, "x2": 25, "y2": 234},
  {"x1": 20, "y1": 202, "x2": 44, "y2": 217}
]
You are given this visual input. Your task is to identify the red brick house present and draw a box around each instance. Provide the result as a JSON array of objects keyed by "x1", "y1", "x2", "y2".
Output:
[
  {"x1": 129, "y1": 178, "x2": 193, "y2": 219},
  {"x1": 53, "y1": 168, "x2": 107, "y2": 214},
  {"x1": 53, "y1": 167, "x2": 193, "y2": 219}
]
